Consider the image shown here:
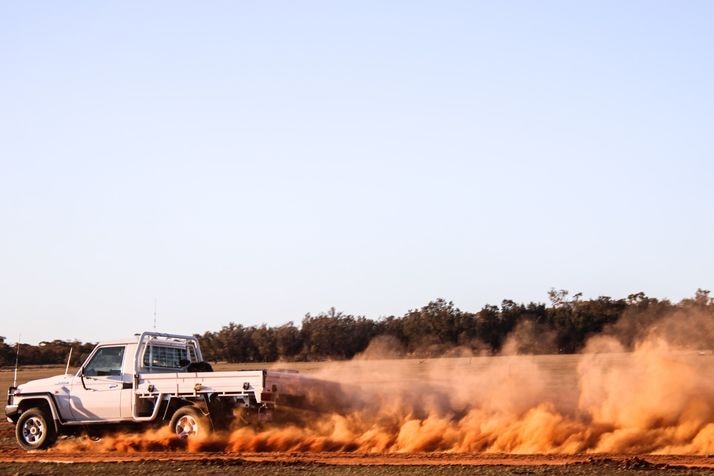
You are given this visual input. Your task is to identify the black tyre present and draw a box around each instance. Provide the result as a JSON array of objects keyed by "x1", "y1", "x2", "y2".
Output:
[
  {"x1": 169, "y1": 406, "x2": 212, "y2": 439},
  {"x1": 16, "y1": 407, "x2": 57, "y2": 450}
]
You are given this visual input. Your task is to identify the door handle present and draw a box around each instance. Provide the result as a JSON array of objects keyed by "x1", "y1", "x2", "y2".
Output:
[{"x1": 109, "y1": 384, "x2": 119, "y2": 389}]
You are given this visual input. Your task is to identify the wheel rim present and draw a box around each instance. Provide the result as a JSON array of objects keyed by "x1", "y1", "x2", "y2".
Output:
[
  {"x1": 21, "y1": 416, "x2": 44, "y2": 445},
  {"x1": 175, "y1": 414, "x2": 199, "y2": 438}
]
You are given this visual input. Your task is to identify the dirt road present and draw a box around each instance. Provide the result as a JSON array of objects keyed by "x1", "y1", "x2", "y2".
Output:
[
  {"x1": 0, "y1": 420, "x2": 705, "y2": 465},
  {"x1": 4, "y1": 419, "x2": 714, "y2": 475}
]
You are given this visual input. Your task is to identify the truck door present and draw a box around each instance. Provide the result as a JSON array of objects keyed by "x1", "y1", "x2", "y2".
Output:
[{"x1": 68, "y1": 345, "x2": 127, "y2": 421}]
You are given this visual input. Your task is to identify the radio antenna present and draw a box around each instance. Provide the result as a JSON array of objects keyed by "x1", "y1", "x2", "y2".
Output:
[
  {"x1": 65, "y1": 346, "x2": 73, "y2": 375},
  {"x1": 12, "y1": 334, "x2": 20, "y2": 388}
]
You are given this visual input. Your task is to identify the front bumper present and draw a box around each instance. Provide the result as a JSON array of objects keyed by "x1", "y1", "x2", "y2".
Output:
[
  {"x1": 5, "y1": 404, "x2": 19, "y2": 423},
  {"x1": 6, "y1": 386, "x2": 18, "y2": 423}
]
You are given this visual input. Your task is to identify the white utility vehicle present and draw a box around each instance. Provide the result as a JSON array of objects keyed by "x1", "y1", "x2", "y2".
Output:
[{"x1": 5, "y1": 332, "x2": 312, "y2": 450}]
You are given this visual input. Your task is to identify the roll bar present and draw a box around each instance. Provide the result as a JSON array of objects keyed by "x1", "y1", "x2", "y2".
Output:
[{"x1": 133, "y1": 331, "x2": 203, "y2": 376}]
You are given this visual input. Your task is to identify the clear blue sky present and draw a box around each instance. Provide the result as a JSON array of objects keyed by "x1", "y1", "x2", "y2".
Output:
[{"x1": 1, "y1": 1, "x2": 712, "y2": 344}]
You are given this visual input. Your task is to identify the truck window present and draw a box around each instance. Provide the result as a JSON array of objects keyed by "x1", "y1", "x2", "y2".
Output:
[
  {"x1": 83, "y1": 346, "x2": 125, "y2": 377},
  {"x1": 143, "y1": 345, "x2": 193, "y2": 370}
]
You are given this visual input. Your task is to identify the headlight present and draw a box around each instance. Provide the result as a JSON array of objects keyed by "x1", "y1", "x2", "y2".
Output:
[{"x1": 7, "y1": 387, "x2": 18, "y2": 406}]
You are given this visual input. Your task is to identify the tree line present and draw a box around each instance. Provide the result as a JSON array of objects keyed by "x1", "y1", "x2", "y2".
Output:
[
  {"x1": 2, "y1": 289, "x2": 712, "y2": 367},
  {"x1": 0, "y1": 338, "x2": 96, "y2": 368}
]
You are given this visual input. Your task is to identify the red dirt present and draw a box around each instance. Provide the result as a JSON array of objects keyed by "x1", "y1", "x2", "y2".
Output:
[{"x1": 2, "y1": 421, "x2": 714, "y2": 469}]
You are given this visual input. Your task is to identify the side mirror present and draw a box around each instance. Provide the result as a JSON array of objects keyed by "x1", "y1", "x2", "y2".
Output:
[{"x1": 80, "y1": 369, "x2": 88, "y2": 390}]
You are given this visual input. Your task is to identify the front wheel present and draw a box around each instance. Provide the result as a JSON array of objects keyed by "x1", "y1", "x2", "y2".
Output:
[
  {"x1": 16, "y1": 408, "x2": 57, "y2": 450},
  {"x1": 169, "y1": 406, "x2": 212, "y2": 440}
]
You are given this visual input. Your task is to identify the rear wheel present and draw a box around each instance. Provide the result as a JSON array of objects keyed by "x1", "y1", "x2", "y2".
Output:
[
  {"x1": 16, "y1": 408, "x2": 57, "y2": 450},
  {"x1": 169, "y1": 406, "x2": 212, "y2": 439}
]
